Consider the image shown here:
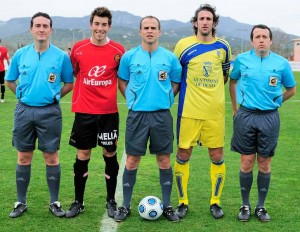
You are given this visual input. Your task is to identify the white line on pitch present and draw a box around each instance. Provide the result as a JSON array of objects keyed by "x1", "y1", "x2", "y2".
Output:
[{"x1": 99, "y1": 149, "x2": 126, "y2": 232}]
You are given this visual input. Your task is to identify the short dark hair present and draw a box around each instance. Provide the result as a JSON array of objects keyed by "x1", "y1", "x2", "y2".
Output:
[
  {"x1": 30, "y1": 12, "x2": 52, "y2": 28},
  {"x1": 250, "y1": 24, "x2": 273, "y2": 41},
  {"x1": 90, "y1": 7, "x2": 112, "y2": 25},
  {"x1": 190, "y1": 4, "x2": 219, "y2": 36},
  {"x1": 139, "y1": 16, "x2": 161, "y2": 30}
]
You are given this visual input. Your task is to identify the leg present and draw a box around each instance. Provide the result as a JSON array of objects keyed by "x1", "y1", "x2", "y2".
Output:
[
  {"x1": 157, "y1": 154, "x2": 179, "y2": 222},
  {"x1": 174, "y1": 147, "x2": 192, "y2": 206},
  {"x1": 254, "y1": 155, "x2": 271, "y2": 222},
  {"x1": 103, "y1": 148, "x2": 119, "y2": 217},
  {"x1": 44, "y1": 151, "x2": 60, "y2": 203},
  {"x1": 44, "y1": 151, "x2": 65, "y2": 217},
  {"x1": 66, "y1": 150, "x2": 90, "y2": 218},
  {"x1": 1, "y1": 84, "x2": 5, "y2": 102},
  {"x1": 65, "y1": 149, "x2": 90, "y2": 218},
  {"x1": 103, "y1": 148, "x2": 119, "y2": 202},
  {"x1": 9, "y1": 151, "x2": 33, "y2": 218},
  {"x1": 237, "y1": 153, "x2": 256, "y2": 221},
  {"x1": 114, "y1": 155, "x2": 140, "y2": 222},
  {"x1": 16, "y1": 151, "x2": 33, "y2": 203},
  {"x1": 123, "y1": 155, "x2": 140, "y2": 208},
  {"x1": 209, "y1": 147, "x2": 226, "y2": 219},
  {"x1": 209, "y1": 147, "x2": 226, "y2": 206},
  {"x1": 0, "y1": 72, "x2": 5, "y2": 102},
  {"x1": 156, "y1": 154, "x2": 172, "y2": 207},
  {"x1": 74, "y1": 149, "x2": 91, "y2": 204},
  {"x1": 240, "y1": 154, "x2": 256, "y2": 206},
  {"x1": 256, "y1": 155, "x2": 272, "y2": 208}
]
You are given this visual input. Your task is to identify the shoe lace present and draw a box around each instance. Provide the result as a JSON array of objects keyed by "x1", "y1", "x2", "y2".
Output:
[
  {"x1": 14, "y1": 202, "x2": 23, "y2": 209},
  {"x1": 164, "y1": 207, "x2": 175, "y2": 216},
  {"x1": 118, "y1": 207, "x2": 128, "y2": 215},
  {"x1": 240, "y1": 205, "x2": 250, "y2": 212},
  {"x1": 52, "y1": 202, "x2": 63, "y2": 212},
  {"x1": 257, "y1": 207, "x2": 267, "y2": 215}
]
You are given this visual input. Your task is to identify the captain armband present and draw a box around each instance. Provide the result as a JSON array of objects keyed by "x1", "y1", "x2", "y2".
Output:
[{"x1": 222, "y1": 62, "x2": 231, "y2": 76}]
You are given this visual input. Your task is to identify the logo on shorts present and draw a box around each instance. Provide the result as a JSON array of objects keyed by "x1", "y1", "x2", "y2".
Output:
[
  {"x1": 98, "y1": 130, "x2": 118, "y2": 146},
  {"x1": 158, "y1": 71, "x2": 168, "y2": 80},
  {"x1": 269, "y1": 76, "x2": 278, "y2": 86}
]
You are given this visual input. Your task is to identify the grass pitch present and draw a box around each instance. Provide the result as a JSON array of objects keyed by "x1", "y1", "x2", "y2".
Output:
[{"x1": 0, "y1": 73, "x2": 299, "y2": 232}]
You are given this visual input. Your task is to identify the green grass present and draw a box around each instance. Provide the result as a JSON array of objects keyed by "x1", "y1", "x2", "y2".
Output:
[{"x1": 1, "y1": 73, "x2": 300, "y2": 232}]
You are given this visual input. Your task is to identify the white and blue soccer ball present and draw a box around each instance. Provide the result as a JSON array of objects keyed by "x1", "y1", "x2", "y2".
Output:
[{"x1": 138, "y1": 196, "x2": 163, "y2": 220}]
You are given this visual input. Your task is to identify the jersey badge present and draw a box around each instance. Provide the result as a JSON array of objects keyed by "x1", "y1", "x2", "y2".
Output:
[
  {"x1": 48, "y1": 73, "x2": 56, "y2": 83},
  {"x1": 114, "y1": 54, "x2": 121, "y2": 63},
  {"x1": 269, "y1": 76, "x2": 278, "y2": 86},
  {"x1": 158, "y1": 71, "x2": 168, "y2": 80},
  {"x1": 203, "y1": 65, "x2": 212, "y2": 77}
]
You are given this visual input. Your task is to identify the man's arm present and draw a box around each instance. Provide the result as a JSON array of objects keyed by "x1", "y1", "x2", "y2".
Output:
[
  {"x1": 229, "y1": 79, "x2": 238, "y2": 115},
  {"x1": 172, "y1": 82, "x2": 180, "y2": 96},
  {"x1": 282, "y1": 86, "x2": 296, "y2": 103},
  {"x1": 222, "y1": 61, "x2": 231, "y2": 84},
  {"x1": 60, "y1": 83, "x2": 73, "y2": 98},
  {"x1": 224, "y1": 75, "x2": 229, "y2": 85},
  {"x1": 118, "y1": 78, "x2": 128, "y2": 98},
  {"x1": 6, "y1": 80, "x2": 17, "y2": 94}
]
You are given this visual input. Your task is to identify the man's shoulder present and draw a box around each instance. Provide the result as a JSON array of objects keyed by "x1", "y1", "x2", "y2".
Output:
[
  {"x1": 176, "y1": 35, "x2": 195, "y2": 44},
  {"x1": 0, "y1": 46, "x2": 8, "y2": 52},
  {"x1": 72, "y1": 39, "x2": 91, "y2": 50},
  {"x1": 109, "y1": 40, "x2": 125, "y2": 52},
  {"x1": 14, "y1": 44, "x2": 33, "y2": 56},
  {"x1": 123, "y1": 45, "x2": 141, "y2": 56}
]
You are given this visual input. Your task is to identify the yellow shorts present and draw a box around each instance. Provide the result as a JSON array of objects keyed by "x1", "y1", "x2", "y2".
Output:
[{"x1": 178, "y1": 117, "x2": 225, "y2": 149}]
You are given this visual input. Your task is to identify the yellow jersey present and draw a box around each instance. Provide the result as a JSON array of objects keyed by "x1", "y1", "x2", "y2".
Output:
[{"x1": 174, "y1": 35, "x2": 231, "y2": 120}]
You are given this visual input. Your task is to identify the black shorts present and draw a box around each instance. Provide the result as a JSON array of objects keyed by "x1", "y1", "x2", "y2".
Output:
[
  {"x1": 69, "y1": 112, "x2": 119, "y2": 152},
  {"x1": 125, "y1": 110, "x2": 173, "y2": 156},
  {"x1": 231, "y1": 106, "x2": 280, "y2": 157}
]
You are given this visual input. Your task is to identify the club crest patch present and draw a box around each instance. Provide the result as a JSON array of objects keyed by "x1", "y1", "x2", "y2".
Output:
[
  {"x1": 159, "y1": 71, "x2": 168, "y2": 80},
  {"x1": 269, "y1": 76, "x2": 278, "y2": 86},
  {"x1": 203, "y1": 65, "x2": 212, "y2": 77},
  {"x1": 114, "y1": 54, "x2": 121, "y2": 63},
  {"x1": 48, "y1": 73, "x2": 56, "y2": 83}
]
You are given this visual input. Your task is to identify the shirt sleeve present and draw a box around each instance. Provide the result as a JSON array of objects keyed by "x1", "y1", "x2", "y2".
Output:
[
  {"x1": 170, "y1": 54, "x2": 182, "y2": 83},
  {"x1": 282, "y1": 60, "x2": 296, "y2": 88},
  {"x1": 118, "y1": 52, "x2": 130, "y2": 81},
  {"x1": 4, "y1": 50, "x2": 20, "y2": 81},
  {"x1": 61, "y1": 53, "x2": 74, "y2": 83},
  {"x1": 230, "y1": 56, "x2": 241, "y2": 80}
]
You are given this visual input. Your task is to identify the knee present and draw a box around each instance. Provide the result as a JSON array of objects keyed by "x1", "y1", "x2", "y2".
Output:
[
  {"x1": 18, "y1": 156, "x2": 31, "y2": 165},
  {"x1": 241, "y1": 157, "x2": 255, "y2": 172},
  {"x1": 77, "y1": 150, "x2": 91, "y2": 160},
  {"x1": 17, "y1": 152, "x2": 33, "y2": 165},
  {"x1": 44, "y1": 153, "x2": 59, "y2": 165},
  {"x1": 177, "y1": 148, "x2": 192, "y2": 161},
  {"x1": 126, "y1": 156, "x2": 140, "y2": 170},
  {"x1": 209, "y1": 148, "x2": 224, "y2": 162},
  {"x1": 157, "y1": 155, "x2": 171, "y2": 169},
  {"x1": 257, "y1": 160, "x2": 271, "y2": 173}
]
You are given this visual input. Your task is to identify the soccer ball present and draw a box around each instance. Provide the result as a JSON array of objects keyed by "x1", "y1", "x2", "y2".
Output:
[{"x1": 138, "y1": 196, "x2": 163, "y2": 220}]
